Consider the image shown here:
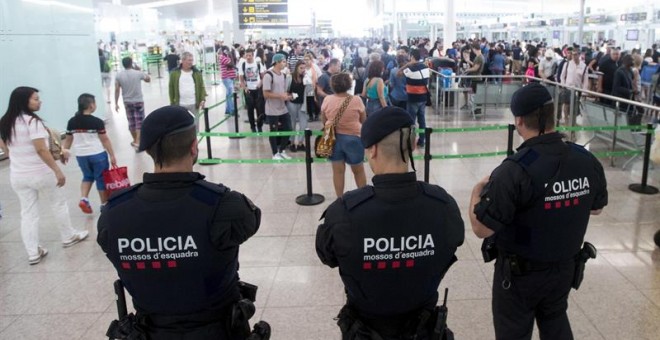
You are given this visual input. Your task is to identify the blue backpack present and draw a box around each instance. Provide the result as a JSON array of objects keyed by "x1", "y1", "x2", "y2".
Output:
[{"x1": 640, "y1": 64, "x2": 659, "y2": 86}]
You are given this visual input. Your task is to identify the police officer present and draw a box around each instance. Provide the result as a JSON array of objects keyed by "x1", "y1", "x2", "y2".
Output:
[
  {"x1": 97, "y1": 106, "x2": 268, "y2": 339},
  {"x1": 469, "y1": 83, "x2": 608, "y2": 340},
  {"x1": 316, "y1": 106, "x2": 465, "y2": 339}
]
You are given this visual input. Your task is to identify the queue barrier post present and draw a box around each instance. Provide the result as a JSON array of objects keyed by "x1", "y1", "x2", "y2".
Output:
[
  {"x1": 507, "y1": 124, "x2": 515, "y2": 156},
  {"x1": 200, "y1": 107, "x2": 214, "y2": 165},
  {"x1": 424, "y1": 127, "x2": 432, "y2": 184},
  {"x1": 628, "y1": 124, "x2": 659, "y2": 195},
  {"x1": 229, "y1": 92, "x2": 245, "y2": 140},
  {"x1": 296, "y1": 129, "x2": 325, "y2": 206}
]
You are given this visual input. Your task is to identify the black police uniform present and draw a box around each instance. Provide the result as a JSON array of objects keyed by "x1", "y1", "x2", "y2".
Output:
[
  {"x1": 97, "y1": 106, "x2": 263, "y2": 340},
  {"x1": 474, "y1": 88, "x2": 608, "y2": 339},
  {"x1": 316, "y1": 107, "x2": 465, "y2": 340},
  {"x1": 98, "y1": 172, "x2": 261, "y2": 339}
]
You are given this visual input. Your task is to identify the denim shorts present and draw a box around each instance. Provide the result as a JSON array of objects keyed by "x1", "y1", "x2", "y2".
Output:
[
  {"x1": 76, "y1": 151, "x2": 109, "y2": 190},
  {"x1": 329, "y1": 134, "x2": 365, "y2": 165}
]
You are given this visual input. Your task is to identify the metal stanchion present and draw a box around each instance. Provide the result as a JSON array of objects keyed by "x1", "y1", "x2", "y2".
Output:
[
  {"x1": 200, "y1": 108, "x2": 214, "y2": 165},
  {"x1": 628, "y1": 124, "x2": 659, "y2": 195},
  {"x1": 296, "y1": 129, "x2": 325, "y2": 206},
  {"x1": 507, "y1": 124, "x2": 515, "y2": 156},
  {"x1": 229, "y1": 92, "x2": 245, "y2": 140},
  {"x1": 424, "y1": 127, "x2": 432, "y2": 183}
]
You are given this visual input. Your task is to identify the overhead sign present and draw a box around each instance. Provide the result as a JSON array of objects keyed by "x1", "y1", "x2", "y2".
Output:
[
  {"x1": 549, "y1": 19, "x2": 564, "y2": 26},
  {"x1": 620, "y1": 12, "x2": 647, "y2": 22},
  {"x1": 238, "y1": 0, "x2": 288, "y2": 30}
]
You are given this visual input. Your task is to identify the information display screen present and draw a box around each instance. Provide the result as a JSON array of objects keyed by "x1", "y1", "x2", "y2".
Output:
[{"x1": 238, "y1": 0, "x2": 288, "y2": 29}]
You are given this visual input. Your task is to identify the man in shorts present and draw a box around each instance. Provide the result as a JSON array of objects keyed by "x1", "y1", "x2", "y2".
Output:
[{"x1": 115, "y1": 57, "x2": 151, "y2": 150}]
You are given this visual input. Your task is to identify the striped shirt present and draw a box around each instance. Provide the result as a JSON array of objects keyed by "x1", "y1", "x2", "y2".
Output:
[
  {"x1": 219, "y1": 54, "x2": 237, "y2": 79},
  {"x1": 7, "y1": 114, "x2": 51, "y2": 179},
  {"x1": 403, "y1": 62, "x2": 430, "y2": 103},
  {"x1": 287, "y1": 53, "x2": 304, "y2": 73}
]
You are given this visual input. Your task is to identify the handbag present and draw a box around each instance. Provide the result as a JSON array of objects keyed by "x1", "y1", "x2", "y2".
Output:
[
  {"x1": 315, "y1": 96, "x2": 353, "y2": 158},
  {"x1": 102, "y1": 166, "x2": 131, "y2": 196},
  {"x1": 45, "y1": 126, "x2": 63, "y2": 161}
]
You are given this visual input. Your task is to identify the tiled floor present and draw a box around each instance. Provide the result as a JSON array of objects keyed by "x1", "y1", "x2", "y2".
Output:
[{"x1": 1, "y1": 72, "x2": 659, "y2": 340}]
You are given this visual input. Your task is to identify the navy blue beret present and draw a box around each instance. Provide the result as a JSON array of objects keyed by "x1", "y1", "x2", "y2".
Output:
[
  {"x1": 361, "y1": 106, "x2": 414, "y2": 148},
  {"x1": 510, "y1": 83, "x2": 553, "y2": 117},
  {"x1": 138, "y1": 106, "x2": 196, "y2": 151}
]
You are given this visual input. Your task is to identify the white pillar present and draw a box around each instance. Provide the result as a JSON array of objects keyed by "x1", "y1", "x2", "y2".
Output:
[
  {"x1": 443, "y1": 0, "x2": 456, "y2": 47},
  {"x1": 231, "y1": 1, "x2": 245, "y2": 44},
  {"x1": 392, "y1": 0, "x2": 398, "y2": 43},
  {"x1": 577, "y1": 0, "x2": 585, "y2": 45}
]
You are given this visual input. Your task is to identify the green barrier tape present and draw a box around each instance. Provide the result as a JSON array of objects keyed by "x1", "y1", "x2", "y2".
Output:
[
  {"x1": 209, "y1": 115, "x2": 234, "y2": 131},
  {"x1": 197, "y1": 149, "x2": 641, "y2": 165},
  {"x1": 199, "y1": 130, "x2": 304, "y2": 137},
  {"x1": 429, "y1": 151, "x2": 509, "y2": 159},
  {"x1": 591, "y1": 150, "x2": 643, "y2": 158},
  {"x1": 205, "y1": 99, "x2": 227, "y2": 111},
  {"x1": 557, "y1": 125, "x2": 644, "y2": 132},
  {"x1": 429, "y1": 125, "x2": 511, "y2": 133},
  {"x1": 198, "y1": 157, "x2": 331, "y2": 164}
]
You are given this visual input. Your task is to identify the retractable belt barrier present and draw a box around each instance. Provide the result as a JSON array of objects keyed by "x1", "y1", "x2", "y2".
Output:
[{"x1": 197, "y1": 123, "x2": 657, "y2": 206}]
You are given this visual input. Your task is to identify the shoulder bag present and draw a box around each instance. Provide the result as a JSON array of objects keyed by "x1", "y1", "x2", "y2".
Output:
[
  {"x1": 45, "y1": 126, "x2": 63, "y2": 161},
  {"x1": 315, "y1": 96, "x2": 353, "y2": 158}
]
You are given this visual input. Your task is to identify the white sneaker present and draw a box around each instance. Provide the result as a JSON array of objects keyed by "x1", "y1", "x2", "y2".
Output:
[
  {"x1": 279, "y1": 151, "x2": 291, "y2": 160},
  {"x1": 63, "y1": 230, "x2": 89, "y2": 248},
  {"x1": 272, "y1": 153, "x2": 284, "y2": 160},
  {"x1": 28, "y1": 246, "x2": 48, "y2": 265}
]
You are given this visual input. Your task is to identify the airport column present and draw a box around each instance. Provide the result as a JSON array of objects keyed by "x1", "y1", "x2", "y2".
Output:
[
  {"x1": 231, "y1": 0, "x2": 246, "y2": 44},
  {"x1": 577, "y1": 0, "x2": 585, "y2": 45},
  {"x1": 443, "y1": 0, "x2": 456, "y2": 50}
]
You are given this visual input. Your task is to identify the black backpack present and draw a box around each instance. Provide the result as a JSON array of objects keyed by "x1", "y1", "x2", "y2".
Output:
[
  {"x1": 556, "y1": 59, "x2": 567, "y2": 83},
  {"x1": 354, "y1": 68, "x2": 366, "y2": 95}
]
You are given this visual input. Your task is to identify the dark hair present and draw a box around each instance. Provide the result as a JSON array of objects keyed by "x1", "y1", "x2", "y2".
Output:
[
  {"x1": 621, "y1": 54, "x2": 633, "y2": 68},
  {"x1": 353, "y1": 57, "x2": 364, "y2": 68},
  {"x1": 320, "y1": 49, "x2": 331, "y2": 59},
  {"x1": 76, "y1": 93, "x2": 95, "y2": 116},
  {"x1": 396, "y1": 54, "x2": 407, "y2": 67},
  {"x1": 330, "y1": 72, "x2": 352, "y2": 93},
  {"x1": 471, "y1": 43, "x2": 480, "y2": 50},
  {"x1": 122, "y1": 57, "x2": 132, "y2": 69},
  {"x1": 0, "y1": 86, "x2": 41, "y2": 145},
  {"x1": 410, "y1": 49, "x2": 421, "y2": 61},
  {"x1": 146, "y1": 126, "x2": 197, "y2": 167},
  {"x1": 367, "y1": 60, "x2": 384, "y2": 78},
  {"x1": 291, "y1": 60, "x2": 305, "y2": 83},
  {"x1": 521, "y1": 103, "x2": 555, "y2": 132},
  {"x1": 328, "y1": 58, "x2": 341, "y2": 68},
  {"x1": 397, "y1": 46, "x2": 409, "y2": 54},
  {"x1": 245, "y1": 48, "x2": 255, "y2": 55}
]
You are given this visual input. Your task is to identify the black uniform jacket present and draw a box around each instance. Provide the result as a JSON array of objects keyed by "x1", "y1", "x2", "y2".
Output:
[
  {"x1": 98, "y1": 172, "x2": 261, "y2": 316},
  {"x1": 474, "y1": 132, "x2": 608, "y2": 262},
  {"x1": 316, "y1": 172, "x2": 465, "y2": 318}
]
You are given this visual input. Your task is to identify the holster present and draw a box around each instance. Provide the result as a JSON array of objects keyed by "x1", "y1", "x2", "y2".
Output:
[
  {"x1": 106, "y1": 313, "x2": 147, "y2": 340},
  {"x1": 336, "y1": 304, "x2": 453, "y2": 340},
  {"x1": 481, "y1": 236, "x2": 498, "y2": 263},
  {"x1": 572, "y1": 242, "x2": 597, "y2": 290}
]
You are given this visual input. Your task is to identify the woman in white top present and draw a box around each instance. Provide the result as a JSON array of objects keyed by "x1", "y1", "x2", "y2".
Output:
[{"x1": 0, "y1": 87, "x2": 89, "y2": 265}]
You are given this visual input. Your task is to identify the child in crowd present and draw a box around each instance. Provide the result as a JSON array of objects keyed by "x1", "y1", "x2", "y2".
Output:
[{"x1": 62, "y1": 93, "x2": 116, "y2": 214}]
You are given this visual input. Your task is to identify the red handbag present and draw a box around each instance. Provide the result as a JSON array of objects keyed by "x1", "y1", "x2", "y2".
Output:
[{"x1": 103, "y1": 166, "x2": 131, "y2": 196}]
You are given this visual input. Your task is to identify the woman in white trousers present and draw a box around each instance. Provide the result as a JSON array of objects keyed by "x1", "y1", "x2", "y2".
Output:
[{"x1": 0, "y1": 87, "x2": 88, "y2": 265}]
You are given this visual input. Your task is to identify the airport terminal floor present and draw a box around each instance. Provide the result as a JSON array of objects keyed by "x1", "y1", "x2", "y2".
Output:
[{"x1": 1, "y1": 72, "x2": 660, "y2": 339}]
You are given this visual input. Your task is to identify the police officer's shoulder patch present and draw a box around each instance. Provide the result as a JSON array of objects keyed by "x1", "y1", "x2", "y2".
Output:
[
  {"x1": 566, "y1": 141, "x2": 589, "y2": 155},
  {"x1": 191, "y1": 180, "x2": 229, "y2": 206},
  {"x1": 341, "y1": 186, "x2": 375, "y2": 211},
  {"x1": 507, "y1": 147, "x2": 539, "y2": 168},
  {"x1": 106, "y1": 184, "x2": 141, "y2": 208},
  {"x1": 420, "y1": 183, "x2": 449, "y2": 203}
]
